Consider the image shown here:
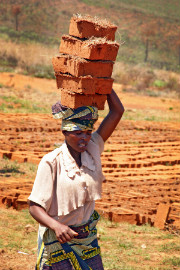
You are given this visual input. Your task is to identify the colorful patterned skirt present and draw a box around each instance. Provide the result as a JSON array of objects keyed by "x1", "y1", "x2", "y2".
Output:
[{"x1": 36, "y1": 211, "x2": 104, "y2": 270}]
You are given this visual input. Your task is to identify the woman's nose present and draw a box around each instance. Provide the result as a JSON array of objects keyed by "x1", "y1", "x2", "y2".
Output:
[
  {"x1": 81, "y1": 133, "x2": 89, "y2": 141},
  {"x1": 81, "y1": 134, "x2": 87, "y2": 140}
]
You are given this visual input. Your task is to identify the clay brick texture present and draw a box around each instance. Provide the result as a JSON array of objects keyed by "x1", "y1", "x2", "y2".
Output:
[
  {"x1": 69, "y1": 15, "x2": 117, "y2": 41},
  {"x1": 55, "y1": 74, "x2": 113, "y2": 95},
  {"x1": 60, "y1": 90, "x2": 107, "y2": 110},
  {"x1": 52, "y1": 15, "x2": 119, "y2": 109},
  {"x1": 59, "y1": 35, "x2": 119, "y2": 61},
  {"x1": 52, "y1": 54, "x2": 114, "y2": 78},
  {"x1": 154, "y1": 203, "x2": 170, "y2": 229}
]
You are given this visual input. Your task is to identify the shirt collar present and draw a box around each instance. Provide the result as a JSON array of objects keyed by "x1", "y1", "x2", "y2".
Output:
[{"x1": 61, "y1": 141, "x2": 95, "y2": 179}]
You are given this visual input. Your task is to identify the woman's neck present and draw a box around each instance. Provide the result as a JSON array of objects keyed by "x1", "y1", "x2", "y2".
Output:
[{"x1": 66, "y1": 143, "x2": 82, "y2": 168}]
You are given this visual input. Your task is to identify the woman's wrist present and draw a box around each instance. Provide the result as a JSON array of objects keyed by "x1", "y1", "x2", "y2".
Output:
[{"x1": 50, "y1": 219, "x2": 61, "y2": 231}]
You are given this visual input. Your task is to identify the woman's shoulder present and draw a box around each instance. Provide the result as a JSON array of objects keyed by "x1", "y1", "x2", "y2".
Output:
[
  {"x1": 91, "y1": 131, "x2": 104, "y2": 153},
  {"x1": 40, "y1": 143, "x2": 64, "y2": 164}
]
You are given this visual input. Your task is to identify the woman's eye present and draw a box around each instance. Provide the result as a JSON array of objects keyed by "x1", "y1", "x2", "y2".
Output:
[{"x1": 75, "y1": 131, "x2": 82, "y2": 135}]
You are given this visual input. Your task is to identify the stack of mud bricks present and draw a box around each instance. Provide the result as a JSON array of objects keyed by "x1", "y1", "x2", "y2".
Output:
[{"x1": 52, "y1": 14, "x2": 119, "y2": 109}]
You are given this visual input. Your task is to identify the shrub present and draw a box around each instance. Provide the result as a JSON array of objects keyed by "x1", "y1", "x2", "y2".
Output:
[
  {"x1": 153, "y1": 79, "x2": 167, "y2": 88},
  {"x1": 167, "y1": 76, "x2": 178, "y2": 90}
]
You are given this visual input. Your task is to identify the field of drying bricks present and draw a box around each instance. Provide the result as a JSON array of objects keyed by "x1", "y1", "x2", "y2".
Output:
[
  {"x1": 0, "y1": 15, "x2": 180, "y2": 232},
  {"x1": 0, "y1": 72, "x2": 180, "y2": 231}
]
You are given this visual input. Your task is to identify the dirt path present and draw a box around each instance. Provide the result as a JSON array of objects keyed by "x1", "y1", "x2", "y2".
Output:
[{"x1": 0, "y1": 72, "x2": 179, "y2": 113}]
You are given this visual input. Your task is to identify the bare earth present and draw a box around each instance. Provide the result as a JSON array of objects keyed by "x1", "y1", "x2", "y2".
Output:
[{"x1": 0, "y1": 72, "x2": 180, "y2": 269}]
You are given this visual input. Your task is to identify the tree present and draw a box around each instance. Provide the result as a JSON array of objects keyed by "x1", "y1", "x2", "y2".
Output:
[
  {"x1": 173, "y1": 32, "x2": 180, "y2": 66},
  {"x1": 164, "y1": 25, "x2": 180, "y2": 66},
  {"x1": 11, "y1": 5, "x2": 21, "y2": 31},
  {"x1": 141, "y1": 22, "x2": 157, "y2": 62}
]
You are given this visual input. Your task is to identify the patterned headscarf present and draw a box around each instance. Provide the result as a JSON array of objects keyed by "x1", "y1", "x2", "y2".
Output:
[{"x1": 52, "y1": 101, "x2": 98, "y2": 131}]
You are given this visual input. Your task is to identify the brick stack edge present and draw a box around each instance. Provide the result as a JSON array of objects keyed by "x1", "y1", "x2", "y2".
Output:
[{"x1": 52, "y1": 15, "x2": 120, "y2": 109}]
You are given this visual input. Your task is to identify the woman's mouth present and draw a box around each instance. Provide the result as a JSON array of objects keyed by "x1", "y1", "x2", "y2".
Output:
[{"x1": 78, "y1": 142, "x2": 87, "y2": 149}]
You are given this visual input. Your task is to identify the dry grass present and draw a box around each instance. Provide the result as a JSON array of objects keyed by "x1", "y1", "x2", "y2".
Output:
[
  {"x1": 62, "y1": 34, "x2": 119, "y2": 46},
  {"x1": 86, "y1": 36, "x2": 120, "y2": 45},
  {"x1": 53, "y1": 53, "x2": 88, "y2": 63},
  {"x1": 113, "y1": 62, "x2": 180, "y2": 95},
  {"x1": 73, "y1": 13, "x2": 117, "y2": 28},
  {"x1": 0, "y1": 38, "x2": 58, "y2": 73}
]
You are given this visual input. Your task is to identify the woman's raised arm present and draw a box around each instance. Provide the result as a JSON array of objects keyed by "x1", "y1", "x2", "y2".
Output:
[{"x1": 96, "y1": 89, "x2": 124, "y2": 142}]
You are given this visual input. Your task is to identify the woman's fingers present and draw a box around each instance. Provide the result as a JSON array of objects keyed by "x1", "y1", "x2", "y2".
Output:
[
  {"x1": 56, "y1": 227, "x2": 78, "y2": 243},
  {"x1": 69, "y1": 228, "x2": 78, "y2": 237},
  {"x1": 58, "y1": 234, "x2": 67, "y2": 243}
]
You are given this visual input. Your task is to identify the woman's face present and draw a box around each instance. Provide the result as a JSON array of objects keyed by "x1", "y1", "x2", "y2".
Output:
[{"x1": 63, "y1": 130, "x2": 92, "y2": 153}]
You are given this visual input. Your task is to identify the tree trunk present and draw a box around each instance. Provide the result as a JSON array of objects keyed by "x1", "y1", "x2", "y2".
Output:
[
  {"x1": 144, "y1": 39, "x2": 149, "y2": 62},
  {"x1": 15, "y1": 14, "x2": 19, "y2": 31}
]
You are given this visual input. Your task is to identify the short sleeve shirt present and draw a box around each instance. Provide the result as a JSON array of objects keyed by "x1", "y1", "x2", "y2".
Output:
[{"x1": 28, "y1": 132, "x2": 105, "y2": 226}]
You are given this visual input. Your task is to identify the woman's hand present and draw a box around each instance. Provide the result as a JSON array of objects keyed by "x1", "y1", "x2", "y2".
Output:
[
  {"x1": 53, "y1": 222, "x2": 78, "y2": 244},
  {"x1": 29, "y1": 201, "x2": 78, "y2": 243}
]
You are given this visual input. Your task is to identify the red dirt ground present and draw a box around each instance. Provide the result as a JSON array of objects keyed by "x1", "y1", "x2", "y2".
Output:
[{"x1": 0, "y1": 72, "x2": 180, "y2": 229}]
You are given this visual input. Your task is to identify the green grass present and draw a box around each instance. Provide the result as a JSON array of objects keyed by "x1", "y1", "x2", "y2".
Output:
[
  {"x1": 99, "y1": 105, "x2": 180, "y2": 123},
  {"x1": 98, "y1": 218, "x2": 180, "y2": 270},
  {"x1": 0, "y1": 209, "x2": 179, "y2": 269},
  {"x1": 0, "y1": 162, "x2": 24, "y2": 176},
  {"x1": 0, "y1": 26, "x2": 59, "y2": 45},
  {"x1": 162, "y1": 256, "x2": 180, "y2": 267},
  {"x1": 79, "y1": 0, "x2": 180, "y2": 20},
  {"x1": 122, "y1": 110, "x2": 180, "y2": 123},
  {"x1": 0, "y1": 208, "x2": 37, "y2": 253},
  {"x1": 0, "y1": 95, "x2": 50, "y2": 113},
  {"x1": 159, "y1": 242, "x2": 180, "y2": 252},
  {"x1": 153, "y1": 80, "x2": 167, "y2": 88},
  {"x1": 32, "y1": 64, "x2": 55, "y2": 79},
  {"x1": 0, "y1": 159, "x2": 38, "y2": 179}
]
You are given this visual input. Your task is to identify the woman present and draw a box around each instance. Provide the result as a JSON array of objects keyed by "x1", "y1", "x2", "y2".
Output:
[{"x1": 29, "y1": 89, "x2": 124, "y2": 270}]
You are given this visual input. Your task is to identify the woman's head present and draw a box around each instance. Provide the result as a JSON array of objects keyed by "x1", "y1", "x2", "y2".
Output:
[
  {"x1": 52, "y1": 102, "x2": 98, "y2": 132},
  {"x1": 52, "y1": 102, "x2": 98, "y2": 154},
  {"x1": 62, "y1": 129, "x2": 92, "y2": 153}
]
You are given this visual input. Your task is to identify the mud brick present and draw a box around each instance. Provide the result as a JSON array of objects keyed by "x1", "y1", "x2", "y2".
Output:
[
  {"x1": 0, "y1": 151, "x2": 3, "y2": 159},
  {"x1": 69, "y1": 15, "x2": 117, "y2": 41},
  {"x1": 154, "y1": 203, "x2": 170, "y2": 229},
  {"x1": 60, "y1": 90, "x2": 107, "y2": 110},
  {"x1": 11, "y1": 153, "x2": 27, "y2": 163},
  {"x1": 6, "y1": 196, "x2": 13, "y2": 208},
  {"x1": 112, "y1": 212, "x2": 140, "y2": 225},
  {"x1": 15, "y1": 198, "x2": 28, "y2": 210},
  {"x1": 59, "y1": 35, "x2": 119, "y2": 61},
  {"x1": 55, "y1": 74, "x2": 113, "y2": 95},
  {"x1": 52, "y1": 54, "x2": 114, "y2": 78},
  {"x1": 95, "y1": 208, "x2": 113, "y2": 221},
  {"x1": 3, "y1": 152, "x2": 12, "y2": 159}
]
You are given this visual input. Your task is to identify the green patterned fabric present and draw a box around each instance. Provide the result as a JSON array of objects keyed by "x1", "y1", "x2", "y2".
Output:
[
  {"x1": 36, "y1": 211, "x2": 104, "y2": 270},
  {"x1": 52, "y1": 102, "x2": 98, "y2": 131}
]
